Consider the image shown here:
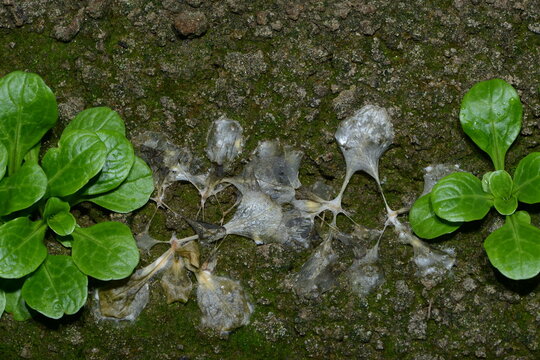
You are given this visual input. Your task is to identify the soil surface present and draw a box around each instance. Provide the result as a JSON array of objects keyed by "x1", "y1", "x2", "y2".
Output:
[{"x1": 1, "y1": 0, "x2": 539, "y2": 359}]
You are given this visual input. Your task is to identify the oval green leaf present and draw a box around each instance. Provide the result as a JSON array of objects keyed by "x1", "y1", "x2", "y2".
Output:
[
  {"x1": 43, "y1": 197, "x2": 70, "y2": 217},
  {"x1": 43, "y1": 197, "x2": 76, "y2": 236},
  {"x1": 513, "y1": 152, "x2": 540, "y2": 204},
  {"x1": 493, "y1": 196, "x2": 518, "y2": 216},
  {"x1": 484, "y1": 211, "x2": 540, "y2": 280},
  {"x1": 0, "y1": 162, "x2": 47, "y2": 216},
  {"x1": 42, "y1": 130, "x2": 107, "y2": 197},
  {"x1": 71, "y1": 222, "x2": 139, "y2": 280},
  {"x1": 409, "y1": 193, "x2": 462, "y2": 239},
  {"x1": 431, "y1": 172, "x2": 493, "y2": 222},
  {"x1": 64, "y1": 107, "x2": 125, "y2": 136},
  {"x1": 488, "y1": 170, "x2": 513, "y2": 199},
  {"x1": 0, "y1": 142, "x2": 7, "y2": 180},
  {"x1": 0, "y1": 71, "x2": 58, "y2": 175},
  {"x1": 0, "y1": 217, "x2": 47, "y2": 278},
  {"x1": 81, "y1": 130, "x2": 135, "y2": 196},
  {"x1": 22, "y1": 255, "x2": 88, "y2": 319},
  {"x1": 1, "y1": 279, "x2": 32, "y2": 321},
  {"x1": 459, "y1": 79, "x2": 522, "y2": 170},
  {"x1": 86, "y1": 156, "x2": 154, "y2": 213},
  {"x1": 48, "y1": 211, "x2": 76, "y2": 236}
]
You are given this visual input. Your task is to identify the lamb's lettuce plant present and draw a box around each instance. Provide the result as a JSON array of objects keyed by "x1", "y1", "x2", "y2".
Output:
[
  {"x1": 410, "y1": 79, "x2": 540, "y2": 280},
  {"x1": 0, "y1": 71, "x2": 153, "y2": 320}
]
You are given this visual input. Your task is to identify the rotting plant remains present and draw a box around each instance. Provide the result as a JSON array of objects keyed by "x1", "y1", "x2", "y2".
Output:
[
  {"x1": 95, "y1": 104, "x2": 457, "y2": 335},
  {"x1": 0, "y1": 71, "x2": 154, "y2": 320},
  {"x1": 410, "y1": 79, "x2": 540, "y2": 280}
]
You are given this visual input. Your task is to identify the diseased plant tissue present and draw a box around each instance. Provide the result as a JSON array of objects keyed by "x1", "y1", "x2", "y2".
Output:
[{"x1": 96, "y1": 104, "x2": 456, "y2": 335}]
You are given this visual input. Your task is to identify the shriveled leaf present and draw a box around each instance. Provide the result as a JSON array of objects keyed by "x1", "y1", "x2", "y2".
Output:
[
  {"x1": 0, "y1": 71, "x2": 57, "y2": 175},
  {"x1": 513, "y1": 152, "x2": 540, "y2": 204},
  {"x1": 22, "y1": 255, "x2": 88, "y2": 319},
  {"x1": 1, "y1": 279, "x2": 32, "y2": 321},
  {"x1": 431, "y1": 172, "x2": 493, "y2": 222},
  {"x1": 484, "y1": 211, "x2": 540, "y2": 280},
  {"x1": 411, "y1": 237, "x2": 456, "y2": 278},
  {"x1": 64, "y1": 107, "x2": 125, "y2": 135},
  {"x1": 96, "y1": 249, "x2": 173, "y2": 320},
  {"x1": 71, "y1": 222, "x2": 139, "y2": 280},
  {"x1": 86, "y1": 156, "x2": 154, "y2": 213},
  {"x1": 0, "y1": 217, "x2": 47, "y2": 278},
  {"x1": 0, "y1": 142, "x2": 7, "y2": 180},
  {"x1": 242, "y1": 140, "x2": 302, "y2": 204},
  {"x1": 460, "y1": 79, "x2": 522, "y2": 170},
  {"x1": 0, "y1": 162, "x2": 47, "y2": 216},
  {"x1": 224, "y1": 187, "x2": 284, "y2": 245},
  {"x1": 293, "y1": 236, "x2": 338, "y2": 298},
  {"x1": 410, "y1": 193, "x2": 462, "y2": 239},
  {"x1": 205, "y1": 115, "x2": 244, "y2": 167},
  {"x1": 196, "y1": 270, "x2": 253, "y2": 333},
  {"x1": 348, "y1": 245, "x2": 384, "y2": 297},
  {"x1": 81, "y1": 130, "x2": 135, "y2": 195},
  {"x1": 160, "y1": 256, "x2": 192, "y2": 304},
  {"x1": 42, "y1": 130, "x2": 107, "y2": 197},
  {"x1": 335, "y1": 105, "x2": 394, "y2": 181},
  {"x1": 176, "y1": 240, "x2": 200, "y2": 269}
]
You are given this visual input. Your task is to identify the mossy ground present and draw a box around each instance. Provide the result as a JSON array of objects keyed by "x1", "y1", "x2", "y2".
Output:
[{"x1": 0, "y1": 1, "x2": 539, "y2": 359}]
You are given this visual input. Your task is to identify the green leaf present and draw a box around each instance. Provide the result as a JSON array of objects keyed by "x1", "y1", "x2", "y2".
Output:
[
  {"x1": 460, "y1": 79, "x2": 522, "y2": 170},
  {"x1": 493, "y1": 196, "x2": 518, "y2": 216},
  {"x1": 0, "y1": 217, "x2": 47, "y2": 278},
  {"x1": 409, "y1": 193, "x2": 462, "y2": 239},
  {"x1": 43, "y1": 197, "x2": 70, "y2": 216},
  {"x1": 0, "y1": 71, "x2": 58, "y2": 175},
  {"x1": 48, "y1": 211, "x2": 76, "y2": 236},
  {"x1": 43, "y1": 197, "x2": 76, "y2": 236},
  {"x1": 64, "y1": 107, "x2": 125, "y2": 136},
  {"x1": 81, "y1": 130, "x2": 135, "y2": 196},
  {"x1": 86, "y1": 156, "x2": 154, "y2": 213},
  {"x1": 0, "y1": 288, "x2": 5, "y2": 319},
  {"x1": 0, "y1": 279, "x2": 32, "y2": 321},
  {"x1": 484, "y1": 211, "x2": 540, "y2": 280},
  {"x1": 71, "y1": 222, "x2": 139, "y2": 280},
  {"x1": 22, "y1": 255, "x2": 88, "y2": 319},
  {"x1": 0, "y1": 142, "x2": 7, "y2": 180},
  {"x1": 513, "y1": 152, "x2": 540, "y2": 204},
  {"x1": 431, "y1": 172, "x2": 493, "y2": 222},
  {"x1": 0, "y1": 162, "x2": 47, "y2": 216},
  {"x1": 23, "y1": 142, "x2": 40, "y2": 165},
  {"x1": 42, "y1": 130, "x2": 107, "y2": 197},
  {"x1": 488, "y1": 170, "x2": 513, "y2": 199}
]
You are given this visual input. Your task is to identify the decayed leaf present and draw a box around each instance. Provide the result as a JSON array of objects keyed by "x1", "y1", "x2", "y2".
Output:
[
  {"x1": 411, "y1": 237, "x2": 455, "y2": 278},
  {"x1": 160, "y1": 256, "x2": 192, "y2": 304},
  {"x1": 196, "y1": 270, "x2": 253, "y2": 334},
  {"x1": 293, "y1": 236, "x2": 339, "y2": 298},
  {"x1": 95, "y1": 249, "x2": 173, "y2": 320},
  {"x1": 348, "y1": 245, "x2": 384, "y2": 297},
  {"x1": 205, "y1": 116, "x2": 244, "y2": 168},
  {"x1": 335, "y1": 105, "x2": 394, "y2": 183},
  {"x1": 223, "y1": 186, "x2": 284, "y2": 245},
  {"x1": 243, "y1": 140, "x2": 303, "y2": 204},
  {"x1": 175, "y1": 239, "x2": 201, "y2": 269}
]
